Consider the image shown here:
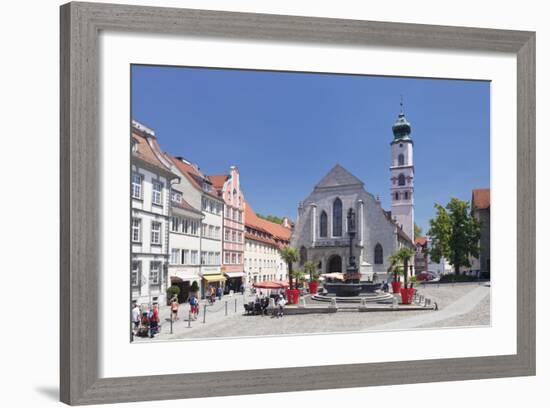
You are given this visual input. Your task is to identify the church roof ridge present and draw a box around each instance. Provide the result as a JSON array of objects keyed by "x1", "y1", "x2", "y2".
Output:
[{"x1": 314, "y1": 164, "x2": 364, "y2": 190}]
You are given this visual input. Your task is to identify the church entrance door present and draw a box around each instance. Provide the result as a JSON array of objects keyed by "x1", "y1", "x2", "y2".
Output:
[{"x1": 327, "y1": 255, "x2": 343, "y2": 273}]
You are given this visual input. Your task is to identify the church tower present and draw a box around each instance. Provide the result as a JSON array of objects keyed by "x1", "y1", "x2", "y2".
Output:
[{"x1": 390, "y1": 101, "x2": 415, "y2": 241}]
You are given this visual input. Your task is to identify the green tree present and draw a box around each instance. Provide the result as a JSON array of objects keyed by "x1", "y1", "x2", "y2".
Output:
[
  {"x1": 387, "y1": 247, "x2": 416, "y2": 287},
  {"x1": 293, "y1": 270, "x2": 306, "y2": 287},
  {"x1": 414, "y1": 223, "x2": 423, "y2": 239},
  {"x1": 257, "y1": 213, "x2": 284, "y2": 224},
  {"x1": 428, "y1": 198, "x2": 481, "y2": 275},
  {"x1": 280, "y1": 247, "x2": 299, "y2": 289},
  {"x1": 304, "y1": 261, "x2": 318, "y2": 282}
]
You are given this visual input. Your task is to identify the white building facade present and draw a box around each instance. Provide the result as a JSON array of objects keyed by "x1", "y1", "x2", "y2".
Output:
[
  {"x1": 168, "y1": 188, "x2": 204, "y2": 302},
  {"x1": 167, "y1": 155, "x2": 225, "y2": 299},
  {"x1": 131, "y1": 121, "x2": 179, "y2": 306},
  {"x1": 245, "y1": 237, "x2": 288, "y2": 284}
]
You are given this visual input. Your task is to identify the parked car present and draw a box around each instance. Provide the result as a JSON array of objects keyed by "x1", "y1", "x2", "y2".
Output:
[{"x1": 416, "y1": 272, "x2": 436, "y2": 281}]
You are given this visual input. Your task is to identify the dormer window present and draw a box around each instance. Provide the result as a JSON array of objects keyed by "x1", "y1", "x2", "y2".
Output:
[{"x1": 171, "y1": 190, "x2": 182, "y2": 203}]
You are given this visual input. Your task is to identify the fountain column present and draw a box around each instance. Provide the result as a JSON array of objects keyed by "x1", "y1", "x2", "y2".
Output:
[
  {"x1": 311, "y1": 203, "x2": 317, "y2": 247},
  {"x1": 358, "y1": 200, "x2": 365, "y2": 263}
]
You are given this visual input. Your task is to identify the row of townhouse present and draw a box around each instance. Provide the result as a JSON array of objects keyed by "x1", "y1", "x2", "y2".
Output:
[
  {"x1": 244, "y1": 202, "x2": 292, "y2": 286},
  {"x1": 131, "y1": 120, "x2": 292, "y2": 306}
]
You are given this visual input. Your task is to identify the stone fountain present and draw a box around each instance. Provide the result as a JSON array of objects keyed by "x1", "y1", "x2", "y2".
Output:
[{"x1": 319, "y1": 208, "x2": 391, "y2": 303}]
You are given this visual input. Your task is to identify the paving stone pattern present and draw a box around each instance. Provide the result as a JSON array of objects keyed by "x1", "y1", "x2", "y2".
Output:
[{"x1": 133, "y1": 283, "x2": 490, "y2": 342}]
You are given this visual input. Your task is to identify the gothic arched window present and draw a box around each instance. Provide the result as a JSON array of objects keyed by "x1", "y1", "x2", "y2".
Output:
[
  {"x1": 398, "y1": 173, "x2": 406, "y2": 186},
  {"x1": 398, "y1": 154, "x2": 405, "y2": 166},
  {"x1": 333, "y1": 198, "x2": 342, "y2": 237},
  {"x1": 395, "y1": 192, "x2": 400, "y2": 201},
  {"x1": 374, "y1": 243, "x2": 383, "y2": 264},
  {"x1": 320, "y1": 211, "x2": 328, "y2": 237},
  {"x1": 299, "y1": 246, "x2": 307, "y2": 266}
]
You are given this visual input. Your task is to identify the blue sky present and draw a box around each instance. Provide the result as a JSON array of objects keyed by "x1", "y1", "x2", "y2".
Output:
[{"x1": 131, "y1": 65, "x2": 490, "y2": 233}]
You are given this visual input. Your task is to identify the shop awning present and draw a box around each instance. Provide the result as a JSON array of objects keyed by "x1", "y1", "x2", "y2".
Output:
[
  {"x1": 224, "y1": 272, "x2": 245, "y2": 278},
  {"x1": 202, "y1": 274, "x2": 227, "y2": 283},
  {"x1": 253, "y1": 281, "x2": 289, "y2": 289}
]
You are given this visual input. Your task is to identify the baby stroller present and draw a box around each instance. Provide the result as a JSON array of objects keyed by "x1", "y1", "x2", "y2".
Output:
[{"x1": 136, "y1": 312, "x2": 150, "y2": 338}]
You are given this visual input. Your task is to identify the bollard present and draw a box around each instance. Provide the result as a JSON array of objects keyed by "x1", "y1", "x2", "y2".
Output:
[
  {"x1": 203, "y1": 304, "x2": 206, "y2": 323},
  {"x1": 188, "y1": 311, "x2": 191, "y2": 328},
  {"x1": 359, "y1": 297, "x2": 367, "y2": 311},
  {"x1": 235, "y1": 298, "x2": 237, "y2": 313},
  {"x1": 225, "y1": 301, "x2": 228, "y2": 316},
  {"x1": 170, "y1": 316, "x2": 173, "y2": 334},
  {"x1": 392, "y1": 297, "x2": 399, "y2": 309}
]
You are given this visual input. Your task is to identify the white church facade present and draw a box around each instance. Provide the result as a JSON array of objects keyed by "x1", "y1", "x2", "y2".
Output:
[{"x1": 291, "y1": 108, "x2": 416, "y2": 282}]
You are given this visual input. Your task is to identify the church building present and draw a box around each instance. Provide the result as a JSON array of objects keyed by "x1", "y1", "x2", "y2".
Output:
[{"x1": 291, "y1": 107, "x2": 416, "y2": 281}]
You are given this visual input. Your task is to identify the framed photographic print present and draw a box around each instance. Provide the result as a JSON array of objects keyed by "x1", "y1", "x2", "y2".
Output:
[{"x1": 60, "y1": 2, "x2": 535, "y2": 405}]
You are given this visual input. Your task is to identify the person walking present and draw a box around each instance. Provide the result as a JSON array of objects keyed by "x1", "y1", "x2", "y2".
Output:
[
  {"x1": 149, "y1": 303, "x2": 160, "y2": 338},
  {"x1": 209, "y1": 286, "x2": 216, "y2": 304},
  {"x1": 131, "y1": 302, "x2": 141, "y2": 335},
  {"x1": 188, "y1": 295, "x2": 197, "y2": 320},
  {"x1": 170, "y1": 296, "x2": 179, "y2": 321},
  {"x1": 216, "y1": 285, "x2": 222, "y2": 300},
  {"x1": 277, "y1": 294, "x2": 286, "y2": 318}
]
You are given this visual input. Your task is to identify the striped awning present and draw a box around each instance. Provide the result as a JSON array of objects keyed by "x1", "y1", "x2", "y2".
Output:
[{"x1": 224, "y1": 272, "x2": 245, "y2": 278}]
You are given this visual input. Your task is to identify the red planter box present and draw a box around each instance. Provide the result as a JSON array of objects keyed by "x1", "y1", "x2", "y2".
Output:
[
  {"x1": 308, "y1": 281, "x2": 319, "y2": 294},
  {"x1": 286, "y1": 289, "x2": 300, "y2": 305},
  {"x1": 391, "y1": 281, "x2": 402, "y2": 294},
  {"x1": 400, "y1": 287, "x2": 416, "y2": 305}
]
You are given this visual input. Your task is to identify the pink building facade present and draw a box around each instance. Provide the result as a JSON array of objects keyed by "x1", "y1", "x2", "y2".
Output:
[{"x1": 211, "y1": 166, "x2": 246, "y2": 292}]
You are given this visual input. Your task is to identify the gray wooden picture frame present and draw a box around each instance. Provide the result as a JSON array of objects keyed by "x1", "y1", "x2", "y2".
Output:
[{"x1": 60, "y1": 2, "x2": 535, "y2": 405}]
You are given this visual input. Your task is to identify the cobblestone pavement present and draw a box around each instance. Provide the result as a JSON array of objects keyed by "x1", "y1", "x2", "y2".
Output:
[{"x1": 132, "y1": 283, "x2": 490, "y2": 342}]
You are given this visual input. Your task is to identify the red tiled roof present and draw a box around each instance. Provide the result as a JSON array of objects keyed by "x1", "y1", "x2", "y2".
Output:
[
  {"x1": 166, "y1": 154, "x2": 221, "y2": 200},
  {"x1": 132, "y1": 133, "x2": 173, "y2": 174},
  {"x1": 245, "y1": 231, "x2": 277, "y2": 246},
  {"x1": 415, "y1": 236, "x2": 428, "y2": 246},
  {"x1": 244, "y1": 201, "x2": 292, "y2": 243},
  {"x1": 209, "y1": 175, "x2": 228, "y2": 190},
  {"x1": 472, "y1": 188, "x2": 490, "y2": 210}
]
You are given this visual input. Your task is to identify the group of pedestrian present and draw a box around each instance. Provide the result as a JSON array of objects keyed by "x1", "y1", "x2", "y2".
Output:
[
  {"x1": 207, "y1": 285, "x2": 223, "y2": 304},
  {"x1": 251, "y1": 291, "x2": 286, "y2": 318},
  {"x1": 132, "y1": 302, "x2": 160, "y2": 338}
]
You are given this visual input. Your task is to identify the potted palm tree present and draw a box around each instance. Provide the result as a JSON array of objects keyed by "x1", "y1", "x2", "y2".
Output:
[
  {"x1": 294, "y1": 270, "x2": 306, "y2": 293},
  {"x1": 387, "y1": 247, "x2": 416, "y2": 304},
  {"x1": 304, "y1": 261, "x2": 319, "y2": 294},
  {"x1": 281, "y1": 246, "x2": 300, "y2": 304}
]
